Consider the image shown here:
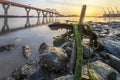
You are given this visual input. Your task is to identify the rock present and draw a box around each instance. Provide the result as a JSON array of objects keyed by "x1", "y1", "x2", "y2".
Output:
[
  {"x1": 11, "y1": 61, "x2": 40, "y2": 80},
  {"x1": 60, "y1": 39, "x2": 73, "y2": 57},
  {"x1": 104, "y1": 53, "x2": 120, "y2": 73},
  {"x1": 82, "y1": 60, "x2": 120, "y2": 80},
  {"x1": 23, "y1": 45, "x2": 32, "y2": 58},
  {"x1": 39, "y1": 43, "x2": 70, "y2": 72},
  {"x1": 5, "y1": 44, "x2": 15, "y2": 50},
  {"x1": 107, "y1": 72, "x2": 117, "y2": 80},
  {"x1": 83, "y1": 46, "x2": 95, "y2": 58},
  {"x1": 0, "y1": 46, "x2": 6, "y2": 52},
  {"x1": 83, "y1": 46, "x2": 101, "y2": 63},
  {"x1": 98, "y1": 38, "x2": 120, "y2": 58},
  {"x1": 65, "y1": 47, "x2": 72, "y2": 57},
  {"x1": 99, "y1": 50, "x2": 120, "y2": 73},
  {"x1": 115, "y1": 34, "x2": 120, "y2": 37},
  {"x1": 21, "y1": 63, "x2": 39, "y2": 75},
  {"x1": 0, "y1": 44, "x2": 15, "y2": 52},
  {"x1": 54, "y1": 75, "x2": 73, "y2": 80}
]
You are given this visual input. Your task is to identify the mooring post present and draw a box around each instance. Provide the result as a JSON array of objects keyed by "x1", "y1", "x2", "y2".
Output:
[
  {"x1": 79, "y1": 5, "x2": 87, "y2": 24},
  {"x1": 78, "y1": 5, "x2": 87, "y2": 36},
  {"x1": 25, "y1": 8, "x2": 31, "y2": 27}
]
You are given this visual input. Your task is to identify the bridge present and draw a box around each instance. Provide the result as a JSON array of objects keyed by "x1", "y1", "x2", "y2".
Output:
[
  {"x1": 0, "y1": 0, "x2": 62, "y2": 27},
  {"x1": 0, "y1": 0, "x2": 61, "y2": 17}
]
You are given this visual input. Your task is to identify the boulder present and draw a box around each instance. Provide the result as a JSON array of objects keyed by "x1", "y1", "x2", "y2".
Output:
[
  {"x1": 39, "y1": 43, "x2": 70, "y2": 72},
  {"x1": 23, "y1": 45, "x2": 32, "y2": 58},
  {"x1": 0, "y1": 44, "x2": 15, "y2": 52},
  {"x1": 99, "y1": 52, "x2": 120, "y2": 73},
  {"x1": 60, "y1": 39, "x2": 73, "y2": 57},
  {"x1": 82, "y1": 60, "x2": 120, "y2": 80},
  {"x1": 98, "y1": 38, "x2": 120, "y2": 58},
  {"x1": 12, "y1": 61, "x2": 40, "y2": 80}
]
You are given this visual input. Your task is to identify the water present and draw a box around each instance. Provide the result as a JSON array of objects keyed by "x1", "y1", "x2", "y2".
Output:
[
  {"x1": 0, "y1": 17, "x2": 66, "y2": 78},
  {"x1": 0, "y1": 16, "x2": 120, "y2": 78}
]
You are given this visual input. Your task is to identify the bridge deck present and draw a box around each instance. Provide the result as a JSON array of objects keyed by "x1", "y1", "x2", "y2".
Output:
[{"x1": 0, "y1": 1, "x2": 57, "y2": 13}]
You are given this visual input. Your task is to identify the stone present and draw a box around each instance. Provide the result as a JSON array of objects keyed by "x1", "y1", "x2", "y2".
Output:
[
  {"x1": 54, "y1": 75, "x2": 73, "y2": 80},
  {"x1": 23, "y1": 45, "x2": 32, "y2": 58},
  {"x1": 11, "y1": 61, "x2": 40, "y2": 80},
  {"x1": 104, "y1": 53, "x2": 120, "y2": 73},
  {"x1": 98, "y1": 38, "x2": 120, "y2": 58},
  {"x1": 82, "y1": 60, "x2": 120, "y2": 80},
  {"x1": 0, "y1": 44, "x2": 15, "y2": 52},
  {"x1": 60, "y1": 39, "x2": 74, "y2": 57},
  {"x1": 107, "y1": 72, "x2": 117, "y2": 80},
  {"x1": 39, "y1": 43, "x2": 70, "y2": 72}
]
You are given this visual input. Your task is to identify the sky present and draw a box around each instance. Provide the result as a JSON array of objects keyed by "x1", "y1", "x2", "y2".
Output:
[{"x1": 4, "y1": 0, "x2": 120, "y2": 16}]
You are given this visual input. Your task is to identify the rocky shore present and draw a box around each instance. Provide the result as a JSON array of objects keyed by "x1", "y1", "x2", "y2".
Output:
[{"x1": 2, "y1": 21, "x2": 120, "y2": 80}]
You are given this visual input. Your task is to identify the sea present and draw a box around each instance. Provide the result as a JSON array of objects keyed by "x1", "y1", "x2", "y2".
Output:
[{"x1": 0, "y1": 16, "x2": 120, "y2": 78}]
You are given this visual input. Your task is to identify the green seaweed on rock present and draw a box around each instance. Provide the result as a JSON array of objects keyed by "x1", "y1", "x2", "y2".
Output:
[{"x1": 73, "y1": 24, "x2": 83, "y2": 80}]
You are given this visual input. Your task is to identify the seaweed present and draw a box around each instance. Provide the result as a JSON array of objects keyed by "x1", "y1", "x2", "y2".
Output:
[{"x1": 73, "y1": 24, "x2": 83, "y2": 80}]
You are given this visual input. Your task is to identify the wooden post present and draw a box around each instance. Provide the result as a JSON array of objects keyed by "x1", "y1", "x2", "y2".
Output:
[{"x1": 79, "y1": 5, "x2": 87, "y2": 24}]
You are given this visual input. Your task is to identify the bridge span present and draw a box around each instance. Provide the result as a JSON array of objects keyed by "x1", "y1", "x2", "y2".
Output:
[
  {"x1": 0, "y1": 0, "x2": 62, "y2": 27},
  {"x1": 0, "y1": 0, "x2": 61, "y2": 17}
]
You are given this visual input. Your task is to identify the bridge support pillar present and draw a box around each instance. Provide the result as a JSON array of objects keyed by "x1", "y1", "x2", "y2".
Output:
[
  {"x1": 49, "y1": 12, "x2": 53, "y2": 22},
  {"x1": 2, "y1": 16, "x2": 9, "y2": 32},
  {"x1": 42, "y1": 11, "x2": 48, "y2": 17},
  {"x1": 25, "y1": 8, "x2": 31, "y2": 27},
  {"x1": 2, "y1": 4, "x2": 10, "y2": 17},
  {"x1": 42, "y1": 11, "x2": 49, "y2": 23},
  {"x1": 49, "y1": 12, "x2": 54, "y2": 17},
  {"x1": 42, "y1": 16, "x2": 45, "y2": 24},
  {"x1": 36, "y1": 10, "x2": 41, "y2": 25},
  {"x1": 2, "y1": 4, "x2": 10, "y2": 32},
  {"x1": 37, "y1": 10, "x2": 41, "y2": 18},
  {"x1": 55, "y1": 13, "x2": 58, "y2": 17}
]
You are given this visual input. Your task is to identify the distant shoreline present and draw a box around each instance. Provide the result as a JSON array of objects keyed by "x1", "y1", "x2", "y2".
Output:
[{"x1": 1, "y1": 15, "x2": 120, "y2": 18}]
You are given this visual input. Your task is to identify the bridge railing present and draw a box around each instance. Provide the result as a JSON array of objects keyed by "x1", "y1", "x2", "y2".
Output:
[{"x1": 0, "y1": 1, "x2": 61, "y2": 17}]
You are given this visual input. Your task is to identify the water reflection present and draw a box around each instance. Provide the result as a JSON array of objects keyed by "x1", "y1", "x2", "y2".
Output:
[
  {"x1": 1, "y1": 16, "x2": 9, "y2": 32},
  {"x1": 25, "y1": 17, "x2": 31, "y2": 27},
  {"x1": 36, "y1": 17, "x2": 41, "y2": 25},
  {"x1": 0, "y1": 16, "x2": 55, "y2": 35}
]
